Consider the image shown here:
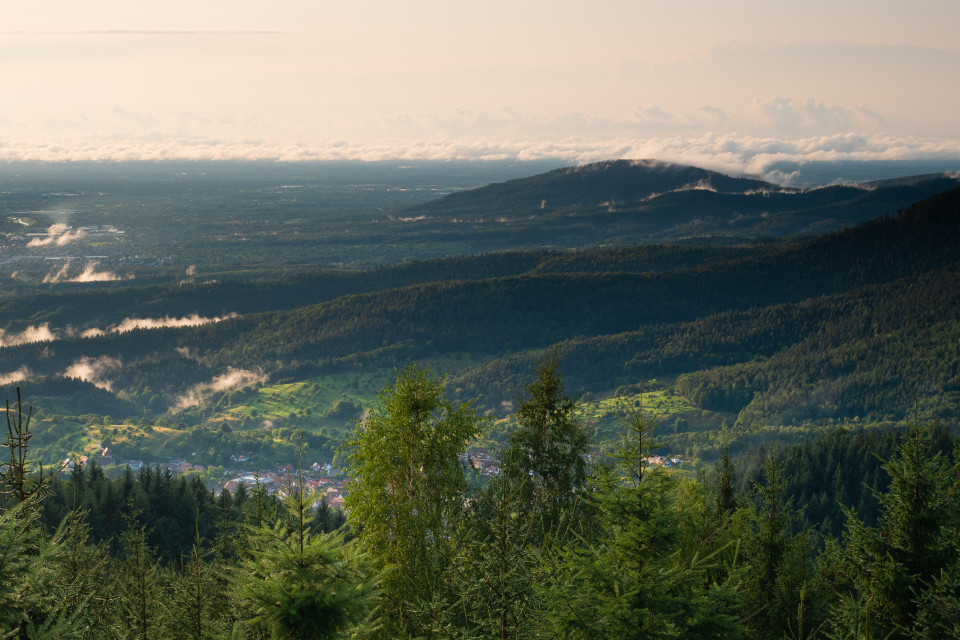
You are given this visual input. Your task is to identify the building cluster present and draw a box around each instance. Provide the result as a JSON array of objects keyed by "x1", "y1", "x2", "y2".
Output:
[
  {"x1": 222, "y1": 460, "x2": 346, "y2": 509},
  {"x1": 642, "y1": 455, "x2": 683, "y2": 467},
  {"x1": 461, "y1": 448, "x2": 500, "y2": 476}
]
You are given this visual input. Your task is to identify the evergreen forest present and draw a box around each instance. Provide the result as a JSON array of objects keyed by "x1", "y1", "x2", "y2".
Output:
[{"x1": 4, "y1": 361, "x2": 960, "y2": 639}]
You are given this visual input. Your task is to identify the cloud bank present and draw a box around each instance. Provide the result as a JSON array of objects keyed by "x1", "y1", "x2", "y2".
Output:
[{"x1": 1, "y1": 129, "x2": 956, "y2": 185}]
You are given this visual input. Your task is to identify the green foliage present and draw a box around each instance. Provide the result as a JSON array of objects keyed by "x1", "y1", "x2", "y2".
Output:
[
  {"x1": 234, "y1": 441, "x2": 375, "y2": 640},
  {"x1": 53, "y1": 510, "x2": 112, "y2": 640},
  {"x1": 168, "y1": 517, "x2": 231, "y2": 640},
  {"x1": 0, "y1": 497, "x2": 82, "y2": 639},
  {"x1": 111, "y1": 510, "x2": 166, "y2": 640},
  {"x1": 343, "y1": 364, "x2": 480, "y2": 638},
  {"x1": 503, "y1": 353, "x2": 588, "y2": 536},
  {"x1": 233, "y1": 504, "x2": 374, "y2": 639},
  {"x1": 741, "y1": 451, "x2": 826, "y2": 639},
  {"x1": 828, "y1": 417, "x2": 960, "y2": 639},
  {"x1": 543, "y1": 397, "x2": 744, "y2": 638},
  {"x1": 444, "y1": 465, "x2": 545, "y2": 639}
]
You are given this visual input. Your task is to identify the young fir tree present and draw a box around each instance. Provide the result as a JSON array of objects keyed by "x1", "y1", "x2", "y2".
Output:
[
  {"x1": 343, "y1": 364, "x2": 480, "y2": 639},
  {"x1": 168, "y1": 515, "x2": 231, "y2": 640},
  {"x1": 828, "y1": 418, "x2": 959, "y2": 639},
  {"x1": 503, "y1": 353, "x2": 588, "y2": 539},
  {"x1": 0, "y1": 496, "x2": 82, "y2": 639},
  {"x1": 0, "y1": 388, "x2": 82, "y2": 638},
  {"x1": 742, "y1": 451, "x2": 826, "y2": 640},
  {"x1": 53, "y1": 509, "x2": 113, "y2": 640},
  {"x1": 443, "y1": 451, "x2": 544, "y2": 639},
  {"x1": 232, "y1": 437, "x2": 376, "y2": 640},
  {"x1": 543, "y1": 399, "x2": 743, "y2": 638},
  {"x1": 111, "y1": 508, "x2": 167, "y2": 640}
]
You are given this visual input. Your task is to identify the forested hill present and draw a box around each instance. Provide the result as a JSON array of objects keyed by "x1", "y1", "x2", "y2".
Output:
[
  {"x1": 2, "y1": 186, "x2": 955, "y2": 429},
  {"x1": 0, "y1": 245, "x2": 755, "y2": 335},
  {"x1": 399, "y1": 159, "x2": 960, "y2": 242},
  {"x1": 203, "y1": 185, "x2": 959, "y2": 364},
  {"x1": 401, "y1": 159, "x2": 780, "y2": 216}
]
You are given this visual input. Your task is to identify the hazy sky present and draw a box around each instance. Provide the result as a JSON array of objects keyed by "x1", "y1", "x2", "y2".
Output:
[{"x1": 3, "y1": 0, "x2": 959, "y2": 176}]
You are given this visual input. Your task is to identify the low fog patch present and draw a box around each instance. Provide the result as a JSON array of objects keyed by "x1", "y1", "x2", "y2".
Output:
[
  {"x1": 75, "y1": 314, "x2": 239, "y2": 340},
  {"x1": 111, "y1": 313, "x2": 238, "y2": 334},
  {"x1": 27, "y1": 224, "x2": 86, "y2": 248},
  {"x1": 0, "y1": 324, "x2": 56, "y2": 347},
  {"x1": 63, "y1": 355, "x2": 122, "y2": 391},
  {"x1": 176, "y1": 367, "x2": 267, "y2": 409},
  {"x1": 43, "y1": 261, "x2": 130, "y2": 283},
  {"x1": 0, "y1": 367, "x2": 31, "y2": 385}
]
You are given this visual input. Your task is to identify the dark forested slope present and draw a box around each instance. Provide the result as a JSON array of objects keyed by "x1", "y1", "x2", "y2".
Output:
[
  {"x1": 400, "y1": 159, "x2": 960, "y2": 243},
  {"x1": 0, "y1": 185, "x2": 956, "y2": 429}
]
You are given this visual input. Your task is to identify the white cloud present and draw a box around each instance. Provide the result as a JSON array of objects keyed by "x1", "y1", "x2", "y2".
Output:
[
  {"x1": 176, "y1": 367, "x2": 266, "y2": 409},
  {"x1": 0, "y1": 324, "x2": 56, "y2": 347},
  {"x1": 0, "y1": 116, "x2": 956, "y2": 185},
  {"x1": 0, "y1": 367, "x2": 31, "y2": 385},
  {"x1": 110, "y1": 313, "x2": 238, "y2": 334},
  {"x1": 27, "y1": 223, "x2": 86, "y2": 247},
  {"x1": 42, "y1": 261, "x2": 130, "y2": 283},
  {"x1": 64, "y1": 355, "x2": 122, "y2": 391}
]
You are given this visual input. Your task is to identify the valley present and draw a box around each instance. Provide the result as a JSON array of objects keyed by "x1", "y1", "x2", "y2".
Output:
[{"x1": 0, "y1": 158, "x2": 958, "y2": 492}]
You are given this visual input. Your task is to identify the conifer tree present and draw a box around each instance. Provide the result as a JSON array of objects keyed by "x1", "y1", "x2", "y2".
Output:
[
  {"x1": 444, "y1": 452, "x2": 544, "y2": 639},
  {"x1": 0, "y1": 388, "x2": 81, "y2": 638},
  {"x1": 169, "y1": 515, "x2": 231, "y2": 640},
  {"x1": 112, "y1": 509, "x2": 166, "y2": 640},
  {"x1": 738, "y1": 449, "x2": 828, "y2": 640},
  {"x1": 234, "y1": 440, "x2": 375, "y2": 640},
  {"x1": 503, "y1": 353, "x2": 588, "y2": 539},
  {"x1": 829, "y1": 418, "x2": 959, "y2": 639},
  {"x1": 54, "y1": 510, "x2": 112, "y2": 639},
  {"x1": 0, "y1": 497, "x2": 81, "y2": 639},
  {"x1": 543, "y1": 398, "x2": 743, "y2": 638}
]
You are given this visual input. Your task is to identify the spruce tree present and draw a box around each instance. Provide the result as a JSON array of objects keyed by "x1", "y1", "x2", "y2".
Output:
[
  {"x1": 112, "y1": 509, "x2": 166, "y2": 640},
  {"x1": 830, "y1": 418, "x2": 959, "y2": 639},
  {"x1": 503, "y1": 353, "x2": 588, "y2": 539},
  {"x1": 543, "y1": 398, "x2": 743, "y2": 638},
  {"x1": 233, "y1": 451, "x2": 375, "y2": 640}
]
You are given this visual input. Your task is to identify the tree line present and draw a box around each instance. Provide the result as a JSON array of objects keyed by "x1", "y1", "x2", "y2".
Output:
[{"x1": 4, "y1": 359, "x2": 960, "y2": 638}]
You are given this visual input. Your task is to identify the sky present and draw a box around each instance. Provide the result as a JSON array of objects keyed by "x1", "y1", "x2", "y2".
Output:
[{"x1": 3, "y1": 0, "x2": 960, "y2": 178}]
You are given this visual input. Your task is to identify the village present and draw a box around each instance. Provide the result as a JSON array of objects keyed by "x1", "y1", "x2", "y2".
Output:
[{"x1": 62, "y1": 443, "x2": 684, "y2": 514}]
